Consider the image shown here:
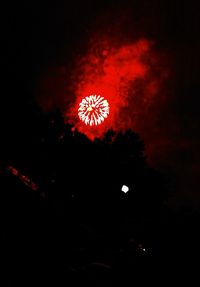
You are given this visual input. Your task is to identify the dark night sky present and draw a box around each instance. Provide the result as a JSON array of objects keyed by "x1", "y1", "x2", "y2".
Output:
[{"x1": 1, "y1": 0, "x2": 200, "y2": 208}]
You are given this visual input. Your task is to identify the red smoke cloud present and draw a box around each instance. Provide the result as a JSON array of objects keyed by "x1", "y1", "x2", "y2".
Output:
[
  {"x1": 37, "y1": 34, "x2": 169, "y2": 165},
  {"x1": 65, "y1": 36, "x2": 169, "y2": 160}
]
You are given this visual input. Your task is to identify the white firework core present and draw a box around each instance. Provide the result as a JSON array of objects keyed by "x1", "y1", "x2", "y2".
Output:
[{"x1": 78, "y1": 95, "x2": 110, "y2": 126}]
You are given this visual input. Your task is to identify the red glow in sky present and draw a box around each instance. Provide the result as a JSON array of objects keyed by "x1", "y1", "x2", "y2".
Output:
[
  {"x1": 66, "y1": 37, "x2": 167, "y2": 148},
  {"x1": 38, "y1": 34, "x2": 169, "y2": 164}
]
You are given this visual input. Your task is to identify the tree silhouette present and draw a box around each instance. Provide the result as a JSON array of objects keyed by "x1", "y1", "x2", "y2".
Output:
[{"x1": 1, "y1": 110, "x2": 170, "y2": 285}]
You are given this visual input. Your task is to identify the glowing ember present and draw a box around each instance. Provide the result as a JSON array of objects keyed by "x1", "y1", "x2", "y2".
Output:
[
  {"x1": 78, "y1": 95, "x2": 109, "y2": 126},
  {"x1": 7, "y1": 166, "x2": 38, "y2": 191}
]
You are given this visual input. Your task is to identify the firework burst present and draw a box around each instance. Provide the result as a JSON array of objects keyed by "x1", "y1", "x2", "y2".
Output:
[{"x1": 78, "y1": 95, "x2": 110, "y2": 126}]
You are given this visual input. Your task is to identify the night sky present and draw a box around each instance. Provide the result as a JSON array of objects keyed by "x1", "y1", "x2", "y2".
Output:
[
  {"x1": 2, "y1": 0, "x2": 200, "y2": 206},
  {"x1": 1, "y1": 0, "x2": 200, "y2": 285}
]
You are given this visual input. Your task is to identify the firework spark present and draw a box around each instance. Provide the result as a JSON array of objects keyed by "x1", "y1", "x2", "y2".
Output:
[{"x1": 78, "y1": 95, "x2": 109, "y2": 126}]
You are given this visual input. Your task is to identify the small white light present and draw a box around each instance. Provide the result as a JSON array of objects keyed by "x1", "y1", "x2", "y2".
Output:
[{"x1": 121, "y1": 185, "x2": 129, "y2": 193}]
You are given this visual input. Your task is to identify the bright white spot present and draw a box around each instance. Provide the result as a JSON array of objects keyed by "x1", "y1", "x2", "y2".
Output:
[
  {"x1": 78, "y1": 95, "x2": 110, "y2": 126},
  {"x1": 121, "y1": 185, "x2": 129, "y2": 193},
  {"x1": 142, "y1": 248, "x2": 146, "y2": 252}
]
